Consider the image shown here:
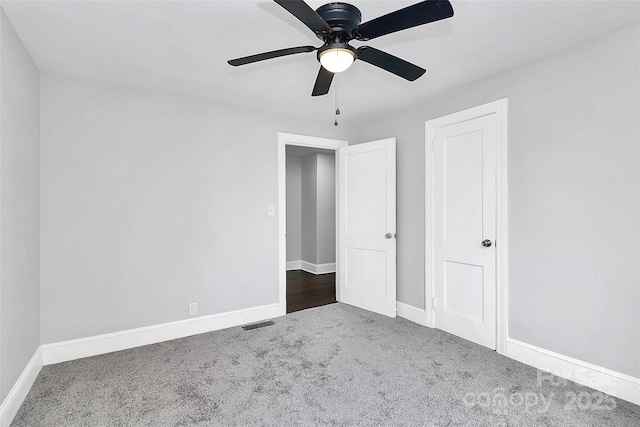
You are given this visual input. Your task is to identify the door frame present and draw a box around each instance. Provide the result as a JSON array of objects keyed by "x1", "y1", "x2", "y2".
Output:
[
  {"x1": 424, "y1": 99, "x2": 508, "y2": 355},
  {"x1": 277, "y1": 132, "x2": 348, "y2": 316}
]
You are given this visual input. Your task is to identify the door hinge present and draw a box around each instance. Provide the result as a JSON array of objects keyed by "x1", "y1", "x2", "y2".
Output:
[{"x1": 432, "y1": 297, "x2": 437, "y2": 310}]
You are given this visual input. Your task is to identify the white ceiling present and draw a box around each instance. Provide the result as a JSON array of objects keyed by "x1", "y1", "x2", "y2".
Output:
[{"x1": 3, "y1": 0, "x2": 639, "y2": 124}]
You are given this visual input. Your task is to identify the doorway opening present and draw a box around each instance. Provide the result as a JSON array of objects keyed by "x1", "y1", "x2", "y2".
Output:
[
  {"x1": 285, "y1": 145, "x2": 337, "y2": 313},
  {"x1": 277, "y1": 133, "x2": 348, "y2": 316}
]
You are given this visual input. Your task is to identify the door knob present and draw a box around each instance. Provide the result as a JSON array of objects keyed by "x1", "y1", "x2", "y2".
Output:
[
  {"x1": 385, "y1": 233, "x2": 396, "y2": 239},
  {"x1": 481, "y1": 239, "x2": 492, "y2": 247}
]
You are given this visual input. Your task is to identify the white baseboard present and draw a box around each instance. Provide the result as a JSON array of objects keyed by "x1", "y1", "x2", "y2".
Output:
[
  {"x1": 506, "y1": 338, "x2": 640, "y2": 406},
  {"x1": 286, "y1": 260, "x2": 301, "y2": 270},
  {"x1": 0, "y1": 347, "x2": 43, "y2": 427},
  {"x1": 300, "y1": 260, "x2": 336, "y2": 275},
  {"x1": 396, "y1": 302, "x2": 428, "y2": 326},
  {"x1": 287, "y1": 260, "x2": 336, "y2": 274},
  {"x1": 42, "y1": 303, "x2": 282, "y2": 366}
]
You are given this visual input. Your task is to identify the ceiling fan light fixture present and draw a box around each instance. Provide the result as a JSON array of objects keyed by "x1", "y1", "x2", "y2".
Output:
[
  {"x1": 319, "y1": 47, "x2": 356, "y2": 73},
  {"x1": 229, "y1": 0, "x2": 455, "y2": 97}
]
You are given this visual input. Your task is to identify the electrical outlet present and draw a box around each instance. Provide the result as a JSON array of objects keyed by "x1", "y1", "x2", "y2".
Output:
[{"x1": 188, "y1": 303, "x2": 197, "y2": 316}]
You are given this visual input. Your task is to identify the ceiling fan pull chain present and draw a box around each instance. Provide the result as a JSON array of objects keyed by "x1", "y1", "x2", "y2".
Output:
[{"x1": 334, "y1": 73, "x2": 340, "y2": 126}]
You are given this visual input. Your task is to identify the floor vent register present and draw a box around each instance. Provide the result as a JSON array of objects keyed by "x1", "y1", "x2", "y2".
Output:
[{"x1": 242, "y1": 320, "x2": 275, "y2": 331}]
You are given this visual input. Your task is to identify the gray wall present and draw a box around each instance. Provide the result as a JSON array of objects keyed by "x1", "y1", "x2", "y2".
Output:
[
  {"x1": 300, "y1": 154, "x2": 318, "y2": 264},
  {"x1": 285, "y1": 155, "x2": 302, "y2": 262},
  {"x1": 0, "y1": 9, "x2": 41, "y2": 401},
  {"x1": 40, "y1": 73, "x2": 350, "y2": 344},
  {"x1": 350, "y1": 25, "x2": 640, "y2": 378},
  {"x1": 315, "y1": 153, "x2": 336, "y2": 265},
  {"x1": 295, "y1": 153, "x2": 336, "y2": 266}
]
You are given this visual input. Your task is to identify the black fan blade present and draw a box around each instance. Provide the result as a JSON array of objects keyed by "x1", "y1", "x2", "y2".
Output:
[
  {"x1": 228, "y1": 46, "x2": 316, "y2": 66},
  {"x1": 274, "y1": 0, "x2": 332, "y2": 35},
  {"x1": 354, "y1": 0, "x2": 454, "y2": 41},
  {"x1": 312, "y1": 66, "x2": 334, "y2": 96},
  {"x1": 357, "y1": 46, "x2": 426, "y2": 81}
]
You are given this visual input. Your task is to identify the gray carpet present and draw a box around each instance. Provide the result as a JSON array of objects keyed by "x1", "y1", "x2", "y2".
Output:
[{"x1": 12, "y1": 303, "x2": 640, "y2": 426}]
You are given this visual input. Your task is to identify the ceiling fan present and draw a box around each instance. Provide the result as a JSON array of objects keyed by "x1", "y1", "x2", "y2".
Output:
[{"x1": 228, "y1": 0, "x2": 454, "y2": 96}]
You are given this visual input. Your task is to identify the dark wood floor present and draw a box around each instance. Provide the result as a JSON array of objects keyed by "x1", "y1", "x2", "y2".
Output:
[{"x1": 286, "y1": 270, "x2": 336, "y2": 314}]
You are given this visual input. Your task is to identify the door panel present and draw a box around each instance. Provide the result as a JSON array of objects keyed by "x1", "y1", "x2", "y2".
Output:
[
  {"x1": 345, "y1": 149, "x2": 387, "y2": 236},
  {"x1": 444, "y1": 261, "x2": 484, "y2": 321},
  {"x1": 345, "y1": 248, "x2": 387, "y2": 296},
  {"x1": 338, "y1": 139, "x2": 396, "y2": 317},
  {"x1": 443, "y1": 131, "x2": 484, "y2": 245},
  {"x1": 434, "y1": 115, "x2": 496, "y2": 349}
]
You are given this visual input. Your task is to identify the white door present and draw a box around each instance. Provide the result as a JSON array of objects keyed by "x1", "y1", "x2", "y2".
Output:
[
  {"x1": 433, "y1": 115, "x2": 497, "y2": 349},
  {"x1": 338, "y1": 138, "x2": 396, "y2": 317}
]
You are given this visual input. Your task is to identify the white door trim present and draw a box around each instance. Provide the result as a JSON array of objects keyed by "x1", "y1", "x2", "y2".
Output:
[
  {"x1": 424, "y1": 99, "x2": 508, "y2": 355},
  {"x1": 277, "y1": 132, "x2": 348, "y2": 316}
]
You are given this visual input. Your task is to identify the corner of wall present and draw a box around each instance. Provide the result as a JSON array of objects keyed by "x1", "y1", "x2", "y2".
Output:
[
  {"x1": 0, "y1": 348, "x2": 42, "y2": 427},
  {"x1": 0, "y1": 3, "x2": 42, "y2": 407}
]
